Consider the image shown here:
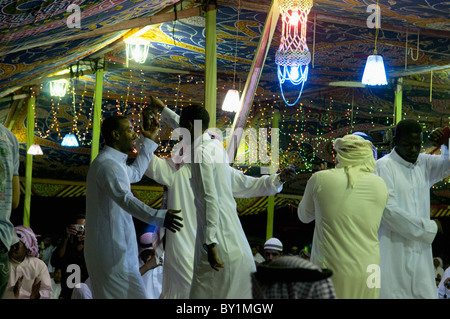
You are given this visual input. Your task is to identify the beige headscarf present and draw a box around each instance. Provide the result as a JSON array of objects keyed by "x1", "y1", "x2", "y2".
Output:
[{"x1": 333, "y1": 134, "x2": 376, "y2": 188}]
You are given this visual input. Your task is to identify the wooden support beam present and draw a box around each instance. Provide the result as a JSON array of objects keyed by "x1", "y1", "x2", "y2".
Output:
[{"x1": 227, "y1": 0, "x2": 280, "y2": 162}]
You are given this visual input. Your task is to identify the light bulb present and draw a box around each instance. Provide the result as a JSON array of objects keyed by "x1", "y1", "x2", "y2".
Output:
[{"x1": 290, "y1": 10, "x2": 300, "y2": 26}]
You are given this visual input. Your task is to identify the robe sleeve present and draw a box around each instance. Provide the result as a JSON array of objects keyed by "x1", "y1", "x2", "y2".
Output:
[
  {"x1": 161, "y1": 106, "x2": 180, "y2": 129},
  {"x1": 298, "y1": 173, "x2": 318, "y2": 224},
  {"x1": 229, "y1": 167, "x2": 283, "y2": 198},
  {"x1": 376, "y1": 163, "x2": 437, "y2": 244},
  {"x1": 99, "y1": 159, "x2": 167, "y2": 227},
  {"x1": 194, "y1": 142, "x2": 221, "y2": 246},
  {"x1": 145, "y1": 156, "x2": 176, "y2": 187},
  {"x1": 37, "y1": 259, "x2": 52, "y2": 299},
  {"x1": 126, "y1": 137, "x2": 158, "y2": 184},
  {"x1": 426, "y1": 145, "x2": 450, "y2": 186}
]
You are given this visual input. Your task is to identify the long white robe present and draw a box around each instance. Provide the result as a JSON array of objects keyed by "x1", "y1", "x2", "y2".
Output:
[
  {"x1": 298, "y1": 168, "x2": 388, "y2": 299},
  {"x1": 375, "y1": 146, "x2": 450, "y2": 299},
  {"x1": 84, "y1": 138, "x2": 167, "y2": 299},
  {"x1": 146, "y1": 107, "x2": 282, "y2": 299},
  {"x1": 189, "y1": 132, "x2": 259, "y2": 299}
]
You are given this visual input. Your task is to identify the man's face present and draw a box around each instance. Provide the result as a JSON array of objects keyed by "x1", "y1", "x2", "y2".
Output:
[
  {"x1": 116, "y1": 119, "x2": 137, "y2": 153},
  {"x1": 264, "y1": 249, "x2": 281, "y2": 262},
  {"x1": 9, "y1": 241, "x2": 26, "y2": 262},
  {"x1": 394, "y1": 132, "x2": 423, "y2": 164}
]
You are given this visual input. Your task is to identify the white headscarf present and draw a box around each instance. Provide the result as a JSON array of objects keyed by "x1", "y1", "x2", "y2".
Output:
[{"x1": 333, "y1": 134, "x2": 376, "y2": 188}]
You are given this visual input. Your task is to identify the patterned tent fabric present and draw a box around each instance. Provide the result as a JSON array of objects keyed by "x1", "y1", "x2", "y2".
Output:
[{"x1": 1, "y1": 1, "x2": 449, "y2": 214}]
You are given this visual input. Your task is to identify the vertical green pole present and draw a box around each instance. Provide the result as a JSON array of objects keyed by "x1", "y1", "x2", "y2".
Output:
[
  {"x1": 205, "y1": 3, "x2": 217, "y2": 128},
  {"x1": 394, "y1": 77, "x2": 403, "y2": 124},
  {"x1": 91, "y1": 60, "x2": 104, "y2": 163},
  {"x1": 23, "y1": 92, "x2": 36, "y2": 227},
  {"x1": 266, "y1": 110, "x2": 280, "y2": 240}
]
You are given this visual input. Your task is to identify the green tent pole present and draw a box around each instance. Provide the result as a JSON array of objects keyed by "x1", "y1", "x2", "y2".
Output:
[
  {"x1": 394, "y1": 77, "x2": 403, "y2": 124},
  {"x1": 266, "y1": 110, "x2": 280, "y2": 240},
  {"x1": 23, "y1": 92, "x2": 36, "y2": 227},
  {"x1": 91, "y1": 59, "x2": 104, "y2": 163},
  {"x1": 205, "y1": 2, "x2": 217, "y2": 128}
]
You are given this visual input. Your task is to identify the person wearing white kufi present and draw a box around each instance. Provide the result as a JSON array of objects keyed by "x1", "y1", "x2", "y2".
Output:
[
  {"x1": 263, "y1": 238, "x2": 283, "y2": 264},
  {"x1": 298, "y1": 134, "x2": 388, "y2": 299}
]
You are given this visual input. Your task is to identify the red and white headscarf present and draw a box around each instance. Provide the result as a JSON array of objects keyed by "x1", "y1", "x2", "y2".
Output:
[{"x1": 14, "y1": 225, "x2": 39, "y2": 258}]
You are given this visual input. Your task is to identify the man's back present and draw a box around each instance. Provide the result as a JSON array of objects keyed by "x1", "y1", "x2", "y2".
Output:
[{"x1": 300, "y1": 168, "x2": 387, "y2": 298}]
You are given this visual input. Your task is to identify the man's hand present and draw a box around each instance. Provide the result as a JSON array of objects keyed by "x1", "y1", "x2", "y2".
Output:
[
  {"x1": 206, "y1": 245, "x2": 224, "y2": 271},
  {"x1": 13, "y1": 276, "x2": 23, "y2": 299},
  {"x1": 163, "y1": 209, "x2": 183, "y2": 233},
  {"x1": 141, "y1": 110, "x2": 160, "y2": 141},
  {"x1": 429, "y1": 127, "x2": 450, "y2": 147},
  {"x1": 148, "y1": 96, "x2": 166, "y2": 113},
  {"x1": 30, "y1": 278, "x2": 41, "y2": 299},
  {"x1": 140, "y1": 254, "x2": 163, "y2": 275},
  {"x1": 279, "y1": 166, "x2": 296, "y2": 183}
]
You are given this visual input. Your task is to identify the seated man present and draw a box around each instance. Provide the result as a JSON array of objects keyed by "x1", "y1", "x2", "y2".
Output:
[{"x1": 3, "y1": 226, "x2": 52, "y2": 299}]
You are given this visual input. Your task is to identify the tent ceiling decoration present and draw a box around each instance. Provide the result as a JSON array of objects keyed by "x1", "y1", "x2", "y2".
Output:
[{"x1": 0, "y1": 0, "x2": 449, "y2": 214}]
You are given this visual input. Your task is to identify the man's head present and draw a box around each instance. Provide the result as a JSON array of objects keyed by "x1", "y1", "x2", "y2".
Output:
[
  {"x1": 9, "y1": 226, "x2": 39, "y2": 262},
  {"x1": 73, "y1": 214, "x2": 86, "y2": 242},
  {"x1": 263, "y1": 238, "x2": 283, "y2": 262},
  {"x1": 101, "y1": 115, "x2": 137, "y2": 153},
  {"x1": 393, "y1": 119, "x2": 423, "y2": 164},
  {"x1": 138, "y1": 232, "x2": 155, "y2": 263},
  {"x1": 179, "y1": 105, "x2": 210, "y2": 138}
]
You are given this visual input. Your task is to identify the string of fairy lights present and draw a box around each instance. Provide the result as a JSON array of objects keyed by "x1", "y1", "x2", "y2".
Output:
[{"x1": 35, "y1": 66, "x2": 450, "y2": 187}]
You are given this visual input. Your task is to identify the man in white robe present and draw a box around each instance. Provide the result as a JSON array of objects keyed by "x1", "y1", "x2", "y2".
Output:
[
  {"x1": 145, "y1": 100, "x2": 293, "y2": 298},
  {"x1": 173, "y1": 104, "x2": 293, "y2": 299},
  {"x1": 84, "y1": 114, "x2": 182, "y2": 299},
  {"x1": 375, "y1": 119, "x2": 450, "y2": 299}
]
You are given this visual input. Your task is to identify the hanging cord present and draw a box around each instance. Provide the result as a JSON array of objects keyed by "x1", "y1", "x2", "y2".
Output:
[
  {"x1": 404, "y1": 29, "x2": 420, "y2": 70},
  {"x1": 232, "y1": 0, "x2": 240, "y2": 90},
  {"x1": 173, "y1": 4, "x2": 178, "y2": 45},
  {"x1": 373, "y1": 0, "x2": 380, "y2": 55},
  {"x1": 312, "y1": 13, "x2": 316, "y2": 68}
]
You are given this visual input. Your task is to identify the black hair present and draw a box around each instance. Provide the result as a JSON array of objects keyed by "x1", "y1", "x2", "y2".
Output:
[
  {"x1": 394, "y1": 119, "x2": 422, "y2": 140},
  {"x1": 101, "y1": 115, "x2": 128, "y2": 144},
  {"x1": 179, "y1": 104, "x2": 210, "y2": 131}
]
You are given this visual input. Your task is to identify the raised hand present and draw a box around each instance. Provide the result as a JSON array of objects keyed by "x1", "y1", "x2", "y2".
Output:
[
  {"x1": 141, "y1": 108, "x2": 160, "y2": 141},
  {"x1": 279, "y1": 165, "x2": 296, "y2": 183}
]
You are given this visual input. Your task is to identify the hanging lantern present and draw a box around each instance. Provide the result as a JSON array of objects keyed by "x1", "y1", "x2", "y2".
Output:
[
  {"x1": 362, "y1": 54, "x2": 387, "y2": 86},
  {"x1": 50, "y1": 79, "x2": 68, "y2": 97},
  {"x1": 222, "y1": 89, "x2": 241, "y2": 112},
  {"x1": 125, "y1": 37, "x2": 150, "y2": 66},
  {"x1": 61, "y1": 133, "x2": 79, "y2": 147},
  {"x1": 276, "y1": 0, "x2": 313, "y2": 106},
  {"x1": 27, "y1": 144, "x2": 43, "y2": 155}
]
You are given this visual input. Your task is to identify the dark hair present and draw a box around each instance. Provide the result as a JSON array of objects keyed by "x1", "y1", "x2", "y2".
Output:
[
  {"x1": 394, "y1": 119, "x2": 422, "y2": 140},
  {"x1": 179, "y1": 104, "x2": 210, "y2": 131},
  {"x1": 101, "y1": 115, "x2": 128, "y2": 144}
]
